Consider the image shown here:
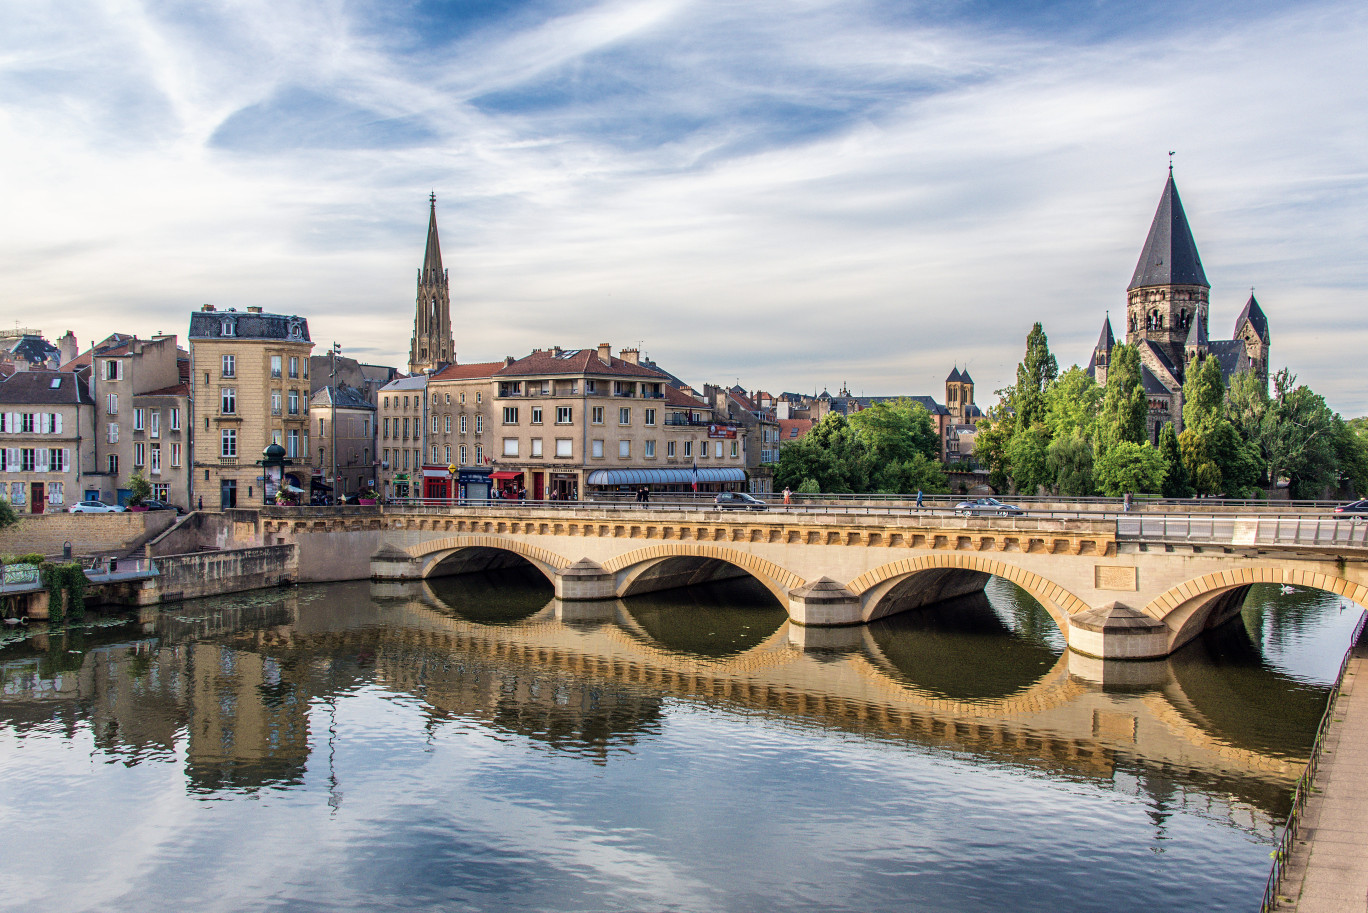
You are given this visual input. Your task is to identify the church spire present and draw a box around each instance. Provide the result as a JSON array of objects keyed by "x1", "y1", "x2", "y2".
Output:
[
  {"x1": 1128, "y1": 173, "x2": 1209, "y2": 291},
  {"x1": 409, "y1": 193, "x2": 454, "y2": 376},
  {"x1": 422, "y1": 191, "x2": 443, "y2": 279}
]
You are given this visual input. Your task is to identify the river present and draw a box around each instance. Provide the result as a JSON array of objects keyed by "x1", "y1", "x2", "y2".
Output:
[{"x1": 0, "y1": 573, "x2": 1361, "y2": 912}]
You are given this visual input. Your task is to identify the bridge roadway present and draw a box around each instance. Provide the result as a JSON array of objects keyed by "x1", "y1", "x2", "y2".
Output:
[{"x1": 250, "y1": 503, "x2": 1368, "y2": 660}]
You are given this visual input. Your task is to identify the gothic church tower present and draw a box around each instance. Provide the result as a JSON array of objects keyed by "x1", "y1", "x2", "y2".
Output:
[
  {"x1": 408, "y1": 194, "x2": 455, "y2": 376},
  {"x1": 1125, "y1": 171, "x2": 1209, "y2": 375}
]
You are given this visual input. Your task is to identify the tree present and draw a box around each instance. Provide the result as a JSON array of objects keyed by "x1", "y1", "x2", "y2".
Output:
[
  {"x1": 1046, "y1": 428, "x2": 1095, "y2": 496},
  {"x1": 847, "y1": 398, "x2": 939, "y2": 464},
  {"x1": 873, "y1": 453, "x2": 950, "y2": 495},
  {"x1": 1043, "y1": 367, "x2": 1101, "y2": 441},
  {"x1": 1336, "y1": 417, "x2": 1368, "y2": 497},
  {"x1": 973, "y1": 414, "x2": 1013, "y2": 493},
  {"x1": 1006, "y1": 423, "x2": 1051, "y2": 495},
  {"x1": 1097, "y1": 344, "x2": 1146, "y2": 450},
  {"x1": 1265, "y1": 370, "x2": 1339, "y2": 499},
  {"x1": 1011, "y1": 323, "x2": 1059, "y2": 429},
  {"x1": 1182, "y1": 354, "x2": 1226, "y2": 432},
  {"x1": 0, "y1": 495, "x2": 16, "y2": 531},
  {"x1": 1093, "y1": 442, "x2": 1167, "y2": 496},
  {"x1": 1158, "y1": 423, "x2": 1191, "y2": 498},
  {"x1": 127, "y1": 469, "x2": 153, "y2": 507}
]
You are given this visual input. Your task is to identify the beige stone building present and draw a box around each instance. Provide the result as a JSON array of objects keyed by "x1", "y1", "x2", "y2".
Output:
[
  {"x1": 376, "y1": 375, "x2": 429, "y2": 500},
  {"x1": 0, "y1": 371, "x2": 95, "y2": 512},
  {"x1": 189, "y1": 306, "x2": 313, "y2": 509},
  {"x1": 310, "y1": 385, "x2": 377, "y2": 500}
]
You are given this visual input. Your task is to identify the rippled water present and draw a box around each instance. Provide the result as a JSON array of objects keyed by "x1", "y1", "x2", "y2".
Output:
[{"x1": 0, "y1": 574, "x2": 1361, "y2": 913}]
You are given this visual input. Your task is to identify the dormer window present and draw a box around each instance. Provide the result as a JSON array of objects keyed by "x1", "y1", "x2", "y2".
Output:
[{"x1": 221, "y1": 319, "x2": 236, "y2": 336}]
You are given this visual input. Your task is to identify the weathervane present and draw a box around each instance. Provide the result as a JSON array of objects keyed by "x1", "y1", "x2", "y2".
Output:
[{"x1": 1168, "y1": 150, "x2": 1175, "y2": 174}]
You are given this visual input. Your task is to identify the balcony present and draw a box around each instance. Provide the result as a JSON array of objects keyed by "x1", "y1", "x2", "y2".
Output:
[{"x1": 664, "y1": 416, "x2": 735, "y2": 428}]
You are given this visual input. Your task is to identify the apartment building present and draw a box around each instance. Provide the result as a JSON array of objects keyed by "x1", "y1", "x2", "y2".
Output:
[
  {"x1": 189, "y1": 306, "x2": 313, "y2": 509},
  {"x1": 0, "y1": 372, "x2": 95, "y2": 512},
  {"x1": 310, "y1": 384, "x2": 376, "y2": 499},
  {"x1": 376, "y1": 375, "x2": 428, "y2": 500}
]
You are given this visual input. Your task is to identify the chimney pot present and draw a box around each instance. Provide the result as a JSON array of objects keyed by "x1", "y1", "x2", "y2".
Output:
[
  {"x1": 201, "y1": 304, "x2": 216, "y2": 312},
  {"x1": 597, "y1": 343, "x2": 611, "y2": 364}
]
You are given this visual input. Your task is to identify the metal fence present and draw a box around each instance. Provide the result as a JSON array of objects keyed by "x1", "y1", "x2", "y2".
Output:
[
  {"x1": 1261, "y1": 610, "x2": 1368, "y2": 912},
  {"x1": 1116, "y1": 515, "x2": 1368, "y2": 550}
]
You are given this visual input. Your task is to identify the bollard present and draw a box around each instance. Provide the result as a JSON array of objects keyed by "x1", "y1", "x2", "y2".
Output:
[
  {"x1": 109, "y1": 556, "x2": 118, "y2": 574},
  {"x1": 63, "y1": 540, "x2": 72, "y2": 561}
]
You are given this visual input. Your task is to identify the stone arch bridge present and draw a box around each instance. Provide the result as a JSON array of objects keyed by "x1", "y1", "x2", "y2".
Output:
[{"x1": 253, "y1": 505, "x2": 1368, "y2": 660}]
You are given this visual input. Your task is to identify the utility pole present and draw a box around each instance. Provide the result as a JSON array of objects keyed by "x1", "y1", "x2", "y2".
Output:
[{"x1": 330, "y1": 342, "x2": 340, "y2": 501}]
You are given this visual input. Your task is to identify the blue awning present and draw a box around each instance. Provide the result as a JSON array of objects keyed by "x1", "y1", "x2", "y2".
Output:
[{"x1": 586, "y1": 468, "x2": 747, "y2": 486}]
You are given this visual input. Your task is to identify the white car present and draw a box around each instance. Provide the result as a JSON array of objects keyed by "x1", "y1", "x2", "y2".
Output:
[{"x1": 69, "y1": 500, "x2": 125, "y2": 513}]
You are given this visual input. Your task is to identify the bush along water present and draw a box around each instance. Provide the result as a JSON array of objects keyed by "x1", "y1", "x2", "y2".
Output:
[{"x1": 40, "y1": 562, "x2": 87, "y2": 624}]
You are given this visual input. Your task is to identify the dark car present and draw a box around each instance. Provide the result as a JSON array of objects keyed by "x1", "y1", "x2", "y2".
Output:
[
  {"x1": 141, "y1": 500, "x2": 184, "y2": 513},
  {"x1": 715, "y1": 491, "x2": 768, "y2": 511},
  {"x1": 1334, "y1": 499, "x2": 1368, "y2": 520},
  {"x1": 954, "y1": 497, "x2": 1024, "y2": 517}
]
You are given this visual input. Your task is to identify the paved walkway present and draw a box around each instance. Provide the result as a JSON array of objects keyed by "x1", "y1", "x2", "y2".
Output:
[{"x1": 1277, "y1": 618, "x2": 1368, "y2": 912}]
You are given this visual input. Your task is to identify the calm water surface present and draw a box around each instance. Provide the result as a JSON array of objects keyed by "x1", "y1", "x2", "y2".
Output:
[{"x1": 0, "y1": 572, "x2": 1362, "y2": 913}]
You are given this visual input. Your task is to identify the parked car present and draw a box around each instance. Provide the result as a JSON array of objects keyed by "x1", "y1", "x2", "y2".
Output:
[
  {"x1": 69, "y1": 500, "x2": 125, "y2": 513},
  {"x1": 141, "y1": 500, "x2": 185, "y2": 513},
  {"x1": 1334, "y1": 499, "x2": 1368, "y2": 521},
  {"x1": 954, "y1": 497, "x2": 1024, "y2": 517},
  {"x1": 715, "y1": 491, "x2": 768, "y2": 511}
]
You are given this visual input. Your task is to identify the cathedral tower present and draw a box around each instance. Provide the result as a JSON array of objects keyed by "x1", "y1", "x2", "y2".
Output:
[
  {"x1": 408, "y1": 193, "x2": 455, "y2": 376},
  {"x1": 1125, "y1": 171, "x2": 1209, "y2": 376}
]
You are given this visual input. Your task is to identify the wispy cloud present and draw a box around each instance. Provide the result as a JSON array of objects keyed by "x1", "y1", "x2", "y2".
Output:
[{"x1": 1, "y1": 0, "x2": 1364, "y2": 411}]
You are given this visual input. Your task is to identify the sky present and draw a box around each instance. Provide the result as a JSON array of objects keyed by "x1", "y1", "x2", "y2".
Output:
[{"x1": 2, "y1": 0, "x2": 1365, "y2": 413}]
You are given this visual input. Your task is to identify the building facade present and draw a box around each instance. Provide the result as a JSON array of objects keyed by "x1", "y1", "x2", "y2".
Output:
[
  {"x1": 189, "y1": 306, "x2": 313, "y2": 509},
  {"x1": 310, "y1": 385, "x2": 377, "y2": 500},
  {"x1": 376, "y1": 375, "x2": 429, "y2": 500},
  {"x1": 0, "y1": 372, "x2": 95, "y2": 512}
]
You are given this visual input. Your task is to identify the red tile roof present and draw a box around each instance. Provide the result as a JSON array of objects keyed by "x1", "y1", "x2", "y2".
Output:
[
  {"x1": 496, "y1": 348, "x2": 671, "y2": 379},
  {"x1": 779, "y1": 419, "x2": 813, "y2": 441},
  {"x1": 139, "y1": 382, "x2": 190, "y2": 397},
  {"x1": 664, "y1": 385, "x2": 709, "y2": 409},
  {"x1": 431, "y1": 361, "x2": 504, "y2": 381}
]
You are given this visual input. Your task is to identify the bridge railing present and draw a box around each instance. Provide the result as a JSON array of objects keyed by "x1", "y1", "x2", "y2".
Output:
[{"x1": 1116, "y1": 515, "x2": 1368, "y2": 549}]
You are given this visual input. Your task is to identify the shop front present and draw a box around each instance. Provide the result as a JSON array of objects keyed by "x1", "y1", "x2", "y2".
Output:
[
  {"x1": 489, "y1": 470, "x2": 524, "y2": 500},
  {"x1": 422, "y1": 465, "x2": 453, "y2": 500},
  {"x1": 549, "y1": 472, "x2": 578, "y2": 502},
  {"x1": 458, "y1": 467, "x2": 492, "y2": 502},
  {"x1": 584, "y1": 467, "x2": 747, "y2": 497}
]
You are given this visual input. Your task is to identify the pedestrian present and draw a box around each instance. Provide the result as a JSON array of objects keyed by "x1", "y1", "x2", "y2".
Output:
[
  {"x1": 1123, "y1": 492, "x2": 1132, "y2": 513},
  {"x1": 783, "y1": 486, "x2": 792, "y2": 507},
  {"x1": 196, "y1": 495, "x2": 203, "y2": 511},
  {"x1": 642, "y1": 487, "x2": 650, "y2": 505},
  {"x1": 916, "y1": 489, "x2": 923, "y2": 510},
  {"x1": 518, "y1": 485, "x2": 526, "y2": 501}
]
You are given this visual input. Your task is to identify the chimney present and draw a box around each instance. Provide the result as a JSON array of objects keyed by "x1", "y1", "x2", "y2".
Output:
[
  {"x1": 620, "y1": 347, "x2": 640, "y2": 365},
  {"x1": 246, "y1": 306, "x2": 263, "y2": 314},
  {"x1": 597, "y1": 343, "x2": 611, "y2": 365},
  {"x1": 504, "y1": 356, "x2": 515, "y2": 367},
  {"x1": 200, "y1": 304, "x2": 216, "y2": 312},
  {"x1": 552, "y1": 345, "x2": 562, "y2": 357}
]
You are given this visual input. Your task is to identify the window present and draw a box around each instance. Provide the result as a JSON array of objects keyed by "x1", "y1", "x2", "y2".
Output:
[
  {"x1": 48, "y1": 482, "x2": 63, "y2": 506},
  {"x1": 49, "y1": 448, "x2": 67, "y2": 472},
  {"x1": 619, "y1": 407, "x2": 630, "y2": 425},
  {"x1": 108, "y1": 423, "x2": 119, "y2": 443},
  {"x1": 557, "y1": 406, "x2": 573, "y2": 424},
  {"x1": 475, "y1": 444, "x2": 483, "y2": 464},
  {"x1": 287, "y1": 430, "x2": 300, "y2": 458},
  {"x1": 21, "y1": 413, "x2": 34, "y2": 433},
  {"x1": 288, "y1": 390, "x2": 299, "y2": 415},
  {"x1": 444, "y1": 444, "x2": 450, "y2": 463},
  {"x1": 476, "y1": 392, "x2": 482, "y2": 404},
  {"x1": 645, "y1": 440, "x2": 655, "y2": 458},
  {"x1": 289, "y1": 356, "x2": 299, "y2": 378},
  {"x1": 432, "y1": 393, "x2": 439, "y2": 405},
  {"x1": 133, "y1": 408, "x2": 145, "y2": 431},
  {"x1": 591, "y1": 406, "x2": 604, "y2": 425},
  {"x1": 731, "y1": 441, "x2": 739, "y2": 458},
  {"x1": 431, "y1": 414, "x2": 439, "y2": 434},
  {"x1": 460, "y1": 392, "x2": 465, "y2": 405},
  {"x1": 531, "y1": 438, "x2": 543, "y2": 458},
  {"x1": 402, "y1": 418, "x2": 410, "y2": 439},
  {"x1": 171, "y1": 442, "x2": 182, "y2": 467},
  {"x1": 555, "y1": 438, "x2": 572, "y2": 457},
  {"x1": 531, "y1": 407, "x2": 542, "y2": 425},
  {"x1": 319, "y1": 418, "x2": 326, "y2": 436},
  {"x1": 133, "y1": 442, "x2": 146, "y2": 466},
  {"x1": 151, "y1": 483, "x2": 167, "y2": 502},
  {"x1": 271, "y1": 355, "x2": 282, "y2": 378},
  {"x1": 460, "y1": 415, "x2": 467, "y2": 434},
  {"x1": 715, "y1": 441, "x2": 724, "y2": 459},
  {"x1": 383, "y1": 448, "x2": 390, "y2": 466},
  {"x1": 699, "y1": 441, "x2": 708, "y2": 459},
  {"x1": 432, "y1": 445, "x2": 439, "y2": 462},
  {"x1": 150, "y1": 444, "x2": 161, "y2": 474},
  {"x1": 222, "y1": 354, "x2": 235, "y2": 377},
  {"x1": 444, "y1": 415, "x2": 451, "y2": 433},
  {"x1": 498, "y1": 381, "x2": 523, "y2": 397},
  {"x1": 221, "y1": 319, "x2": 235, "y2": 336},
  {"x1": 445, "y1": 393, "x2": 450, "y2": 404},
  {"x1": 221, "y1": 429, "x2": 237, "y2": 457},
  {"x1": 475, "y1": 415, "x2": 483, "y2": 434},
  {"x1": 684, "y1": 441, "x2": 692, "y2": 458},
  {"x1": 645, "y1": 409, "x2": 656, "y2": 426},
  {"x1": 149, "y1": 410, "x2": 160, "y2": 437},
  {"x1": 104, "y1": 360, "x2": 121, "y2": 381},
  {"x1": 460, "y1": 444, "x2": 468, "y2": 465},
  {"x1": 107, "y1": 393, "x2": 118, "y2": 415},
  {"x1": 592, "y1": 439, "x2": 604, "y2": 458},
  {"x1": 503, "y1": 407, "x2": 519, "y2": 425},
  {"x1": 108, "y1": 454, "x2": 119, "y2": 474},
  {"x1": 618, "y1": 440, "x2": 630, "y2": 458},
  {"x1": 20, "y1": 449, "x2": 35, "y2": 472},
  {"x1": 221, "y1": 388, "x2": 236, "y2": 415},
  {"x1": 586, "y1": 380, "x2": 597, "y2": 394},
  {"x1": 170, "y1": 408, "x2": 180, "y2": 431},
  {"x1": 272, "y1": 391, "x2": 282, "y2": 415},
  {"x1": 402, "y1": 450, "x2": 410, "y2": 470},
  {"x1": 503, "y1": 438, "x2": 519, "y2": 457},
  {"x1": 383, "y1": 417, "x2": 390, "y2": 438},
  {"x1": 667, "y1": 441, "x2": 676, "y2": 458}
]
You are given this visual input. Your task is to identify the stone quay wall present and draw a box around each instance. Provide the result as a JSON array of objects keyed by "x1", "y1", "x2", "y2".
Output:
[
  {"x1": 0, "y1": 511, "x2": 177, "y2": 559},
  {"x1": 153, "y1": 545, "x2": 297, "y2": 603}
]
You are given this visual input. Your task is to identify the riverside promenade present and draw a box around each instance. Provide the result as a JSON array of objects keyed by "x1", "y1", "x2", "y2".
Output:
[{"x1": 1274, "y1": 616, "x2": 1368, "y2": 912}]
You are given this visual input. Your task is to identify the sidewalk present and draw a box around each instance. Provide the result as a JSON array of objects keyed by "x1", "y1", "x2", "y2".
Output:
[{"x1": 1276, "y1": 619, "x2": 1368, "y2": 912}]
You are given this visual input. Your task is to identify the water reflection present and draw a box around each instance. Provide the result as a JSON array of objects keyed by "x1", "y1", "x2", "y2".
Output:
[{"x1": 0, "y1": 573, "x2": 1360, "y2": 913}]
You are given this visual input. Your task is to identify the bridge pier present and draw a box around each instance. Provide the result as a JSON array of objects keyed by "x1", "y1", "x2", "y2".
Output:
[
  {"x1": 1065, "y1": 603, "x2": 1168, "y2": 660},
  {"x1": 555, "y1": 559, "x2": 616, "y2": 601},
  {"x1": 788, "y1": 578, "x2": 863, "y2": 626}
]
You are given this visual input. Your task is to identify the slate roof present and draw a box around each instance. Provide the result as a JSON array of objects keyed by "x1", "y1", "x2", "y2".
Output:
[
  {"x1": 380, "y1": 375, "x2": 429, "y2": 392},
  {"x1": 422, "y1": 194, "x2": 444, "y2": 279},
  {"x1": 959, "y1": 369, "x2": 974, "y2": 385},
  {"x1": 1140, "y1": 339, "x2": 1180, "y2": 383},
  {"x1": 946, "y1": 367, "x2": 963, "y2": 384},
  {"x1": 4, "y1": 335, "x2": 59, "y2": 367},
  {"x1": 1140, "y1": 365, "x2": 1171, "y2": 396},
  {"x1": 831, "y1": 395, "x2": 949, "y2": 418},
  {"x1": 1096, "y1": 315, "x2": 1116, "y2": 354},
  {"x1": 1207, "y1": 340, "x2": 1251, "y2": 382},
  {"x1": 0, "y1": 371, "x2": 94, "y2": 405},
  {"x1": 138, "y1": 382, "x2": 189, "y2": 397},
  {"x1": 188, "y1": 310, "x2": 310, "y2": 342},
  {"x1": 1234, "y1": 294, "x2": 1270, "y2": 344},
  {"x1": 1185, "y1": 312, "x2": 1209, "y2": 348},
  {"x1": 312, "y1": 384, "x2": 376, "y2": 410},
  {"x1": 1129, "y1": 174, "x2": 1209, "y2": 290}
]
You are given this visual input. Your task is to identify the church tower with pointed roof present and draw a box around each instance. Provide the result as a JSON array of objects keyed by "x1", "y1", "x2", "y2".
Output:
[
  {"x1": 1125, "y1": 171, "x2": 1210, "y2": 377},
  {"x1": 408, "y1": 194, "x2": 455, "y2": 376}
]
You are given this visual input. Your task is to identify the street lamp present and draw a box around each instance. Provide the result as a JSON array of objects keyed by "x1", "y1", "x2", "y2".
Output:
[{"x1": 329, "y1": 342, "x2": 340, "y2": 501}]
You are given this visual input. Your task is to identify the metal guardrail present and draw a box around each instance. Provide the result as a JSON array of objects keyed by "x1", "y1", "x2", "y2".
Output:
[
  {"x1": 1261, "y1": 609, "x2": 1368, "y2": 912},
  {"x1": 1117, "y1": 515, "x2": 1368, "y2": 550}
]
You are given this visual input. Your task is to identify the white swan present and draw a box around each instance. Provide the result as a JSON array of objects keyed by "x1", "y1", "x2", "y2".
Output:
[{"x1": 1279, "y1": 585, "x2": 1296, "y2": 595}]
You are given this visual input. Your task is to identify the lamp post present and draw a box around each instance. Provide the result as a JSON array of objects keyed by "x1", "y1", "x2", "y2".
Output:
[{"x1": 329, "y1": 342, "x2": 340, "y2": 501}]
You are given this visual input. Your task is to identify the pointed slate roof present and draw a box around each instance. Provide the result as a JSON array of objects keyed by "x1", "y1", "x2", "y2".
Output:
[
  {"x1": 422, "y1": 193, "x2": 443, "y2": 278},
  {"x1": 1234, "y1": 294, "x2": 1270, "y2": 343},
  {"x1": 946, "y1": 367, "x2": 963, "y2": 383},
  {"x1": 1185, "y1": 312, "x2": 1209, "y2": 348},
  {"x1": 959, "y1": 369, "x2": 974, "y2": 384},
  {"x1": 1128, "y1": 174, "x2": 1209, "y2": 290},
  {"x1": 1096, "y1": 315, "x2": 1115, "y2": 354}
]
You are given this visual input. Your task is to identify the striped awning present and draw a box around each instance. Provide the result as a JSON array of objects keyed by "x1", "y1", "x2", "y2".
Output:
[{"x1": 585, "y1": 468, "x2": 747, "y2": 486}]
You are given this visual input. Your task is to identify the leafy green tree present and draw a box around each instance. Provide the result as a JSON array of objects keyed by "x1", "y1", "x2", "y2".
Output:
[
  {"x1": 1046, "y1": 428, "x2": 1095, "y2": 496},
  {"x1": 1006, "y1": 423, "x2": 1051, "y2": 495},
  {"x1": 973, "y1": 413, "x2": 1013, "y2": 493},
  {"x1": 1093, "y1": 442, "x2": 1167, "y2": 496},
  {"x1": 1335, "y1": 417, "x2": 1368, "y2": 497},
  {"x1": 0, "y1": 496, "x2": 17, "y2": 531},
  {"x1": 127, "y1": 469, "x2": 153, "y2": 507},
  {"x1": 1011, "y1": 323, "x2": 1059, "y2": 429},
  {"x1": 874, "y1": 453, "x2": 950, "y2": 495},
  {"x1": 1097, "y1": 344, "x2": 1146, "y2": 450},
  {"x1": 1182, "y1": 354, "x2": 1226, "y2": 432},
  {"x1": 1043, "y1": 367, "x2": 1101, "y2": 441},
  {"x1": 847, "y1": 398, "x2": 939, "y2": 464},
  {"x1": 1158, "y1": 423, "x2": 1191, "y2": 498},
  {"x1": 1265, "y1": 370, "x2": 1339, "y2": 499},
  {"x1": 1178, "y1": 356, "x2": 1261, "y2": 497},
  {"x1": 796, "y1": 478, "x2": 821, "y2": 494}
]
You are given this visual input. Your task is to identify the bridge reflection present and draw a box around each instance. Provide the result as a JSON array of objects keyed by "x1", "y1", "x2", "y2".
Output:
[{"x1": 0, "y1": 577, "x2": 1338, "y2": 831}]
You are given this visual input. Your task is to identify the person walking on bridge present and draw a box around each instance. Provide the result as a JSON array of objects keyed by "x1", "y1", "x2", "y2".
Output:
[
  {"x1": 783, "y1": 487, "x2": 792, "y2": 507},
  {"x1": 916, "y1": 489, "x2": 923, "y2": 510}
]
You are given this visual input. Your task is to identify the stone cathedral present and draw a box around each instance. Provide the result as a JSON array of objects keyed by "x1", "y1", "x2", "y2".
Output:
[
  {"x1": 1090, "y1": 172, "x2": 1271, "y2": 442},
  {"x1": 408, "y1": 193, "x2": 456, "y2": 376}
]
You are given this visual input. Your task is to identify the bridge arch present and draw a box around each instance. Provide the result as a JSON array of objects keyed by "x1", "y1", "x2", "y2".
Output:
[
  {"x1": 1144, "y1": 567, "x2": 1368, "y2": 653},
  {"x1": 602, "y1": 545, "x2": 805, "y2": 605},
  {"x1": 407, "y1": 535, "x2": 573, "y2": 586},
  {"x1": 848, "y1": 554, "x2": 1091, "y2": 634}
]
